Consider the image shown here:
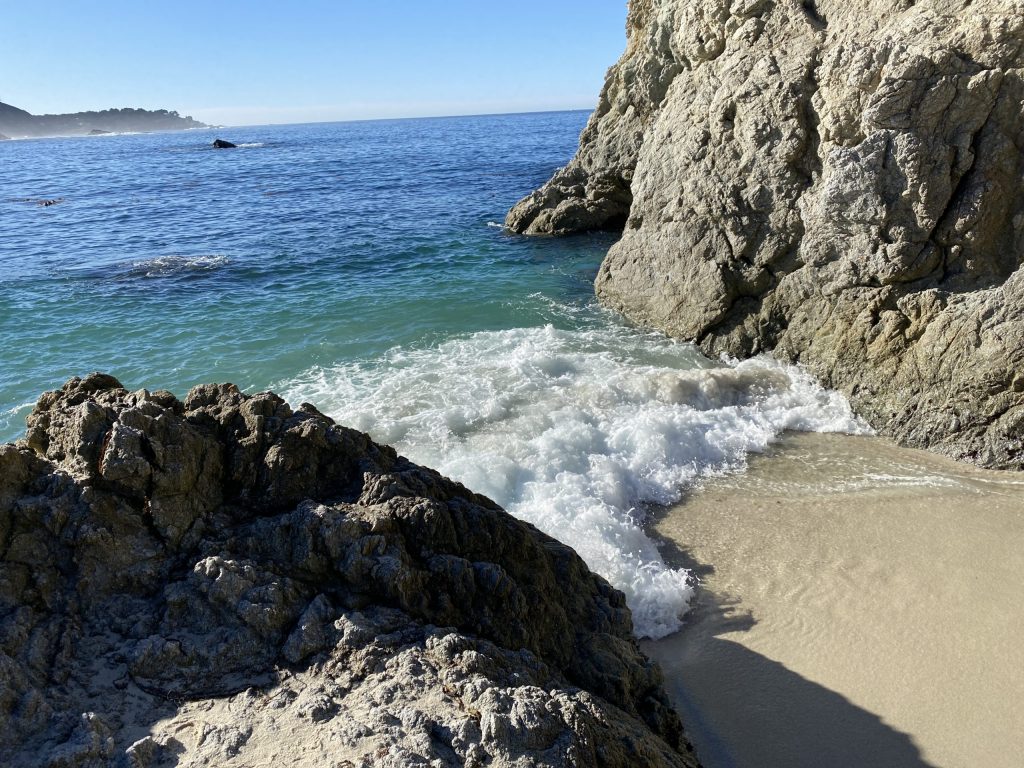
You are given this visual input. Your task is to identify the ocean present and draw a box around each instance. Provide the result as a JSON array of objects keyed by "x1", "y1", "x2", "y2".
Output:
[{"x1": 0, "y1": 111, "x2": 864, "y2": 637}]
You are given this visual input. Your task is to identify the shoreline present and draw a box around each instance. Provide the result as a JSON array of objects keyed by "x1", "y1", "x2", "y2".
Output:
[{"x1": 644, "y1": 431, "x2": 1024, "y2": 768}]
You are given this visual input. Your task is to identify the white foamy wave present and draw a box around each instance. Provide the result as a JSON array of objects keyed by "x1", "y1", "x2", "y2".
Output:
[
  {"x1": 236, "y1": 142, "x2": 266, "y2": 148},
  {"x1": 280, "y1": 323, "x2": 867, "y2": 638},
  {"x1": 486, "y1": 221, "x2": 505, "y2": 229},
  {"x1": 0, "y1": 401, "x2": 34, "y2": 443},
  {"x1": 128, "y1": 254, "x2": 230, "y2": 278}
]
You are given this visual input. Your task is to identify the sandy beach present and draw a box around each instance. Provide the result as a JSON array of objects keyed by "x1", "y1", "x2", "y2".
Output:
[{"x1": 645, "y1": 432, "x2": 1024, "y2": 768}]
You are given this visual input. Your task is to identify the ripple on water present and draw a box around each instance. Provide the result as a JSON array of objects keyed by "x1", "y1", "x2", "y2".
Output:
[{"x1": 125, "y1": 254, "x2": 231, "y2": 279}]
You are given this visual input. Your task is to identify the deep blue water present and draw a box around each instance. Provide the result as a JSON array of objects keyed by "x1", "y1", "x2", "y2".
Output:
[
  {"x1": 0, "y1": 111, "x2": 862, "y2": 637},
  {"x1": 0, "y1": 111, "x2": 614, "y2": 441}
]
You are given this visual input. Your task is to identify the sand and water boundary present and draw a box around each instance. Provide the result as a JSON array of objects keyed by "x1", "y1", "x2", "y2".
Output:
[{"x1": 647, "y1": 432, "x2": 1024, "y2": 768}]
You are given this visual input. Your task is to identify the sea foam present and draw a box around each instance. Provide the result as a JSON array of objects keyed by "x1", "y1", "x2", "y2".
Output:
[
  {"x1": 127, "y1": 254, "x2": 230, "y2": 278},
  {"x1": 0, "y1": 401, "x2": 35, "y2": 445},
  {"x1": 281, "y1": 321, "x2": 867, "y2": 639}
]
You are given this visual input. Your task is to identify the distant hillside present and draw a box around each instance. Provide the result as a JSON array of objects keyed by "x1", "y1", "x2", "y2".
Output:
[{"x1": 0, "y1": 101, "x2": 208, "y2": 138}]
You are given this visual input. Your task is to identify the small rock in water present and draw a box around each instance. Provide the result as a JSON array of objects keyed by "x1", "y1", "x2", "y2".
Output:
[
  {"x1": 5, "y1": 197, "x2": 64, "y2": 206},
  {"x1": 212, "y1": 138, "x2": 237, "y2": 148}
]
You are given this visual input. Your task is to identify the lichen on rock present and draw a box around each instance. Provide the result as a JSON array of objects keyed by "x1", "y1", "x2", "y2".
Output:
[
  {"x1": 0, "y1": 373, "x2": 697, "y2": 767},
  {"x1": 510, "y1": 0, "x2": 1024, "y2": 468}
]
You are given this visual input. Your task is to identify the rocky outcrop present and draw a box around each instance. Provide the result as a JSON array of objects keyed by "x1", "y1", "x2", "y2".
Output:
[
  {"x1": 0, "y1": 101, "x2": 207, "y2": 139},
  {"x1": 0, "y1": 374, "x2": 696, "y2": 767},
  {"x1": 508, "y1": 0, "x2": 1024, "y2": 469},
  {"x1": 504, "y1": 0, "x2": 684, "y2": 235},
  {"x1": 212, "y1": 139, "x2": 237, "y2": 149}
]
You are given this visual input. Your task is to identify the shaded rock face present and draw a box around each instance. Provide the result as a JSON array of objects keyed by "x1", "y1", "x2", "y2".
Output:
[
  {"x1": 0, "y1": 374, "x2": 696, "y2": 767},
  {"x1": 508, "y1": 0, "x2": 1024, "y2": 468},
  {"x1": 505, "y1": 0, "x2": 682, "y2": 236}
]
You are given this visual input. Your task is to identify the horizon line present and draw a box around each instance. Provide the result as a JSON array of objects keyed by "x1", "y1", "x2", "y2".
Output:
[
  {"x1": 0, "y1": 107, "x2": 595, "y2": 143},
  {"x1": 210, "y1": 106, "x2": 594, "y2": 130}
]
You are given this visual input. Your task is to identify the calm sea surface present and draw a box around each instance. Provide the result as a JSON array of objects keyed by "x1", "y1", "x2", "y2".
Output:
[
  {"x1": 1, "y1": 112, "x2": 614, "y2": 431},
  {"x1": 0, "y1": 112, "x2": 863, "y2": 636}
]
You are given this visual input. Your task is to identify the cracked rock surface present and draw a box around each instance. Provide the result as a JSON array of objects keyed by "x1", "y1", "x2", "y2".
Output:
[
  {"x1": 509, "y1": 0, "x2": 1024, "y2": 468},
  {"x1": 0, "y1": 373, "x2": 697, "y2": 767}
]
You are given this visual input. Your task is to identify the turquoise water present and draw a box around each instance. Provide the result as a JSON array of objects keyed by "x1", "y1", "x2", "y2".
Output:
[
  {"x1": 1, "y1": 112, "x2": 613, "y2": 438},
  {"x1": 0, "y1": 112, "x2": 864, "y2": 637}
]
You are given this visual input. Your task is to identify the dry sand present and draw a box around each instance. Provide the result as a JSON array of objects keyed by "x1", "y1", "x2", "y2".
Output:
[{"x1": 644, "y1": 432, "x2": 1024, "y2": 768}]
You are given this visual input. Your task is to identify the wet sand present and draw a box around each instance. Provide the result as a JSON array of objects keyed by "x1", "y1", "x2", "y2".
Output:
[{"x1": 645, "y1": 432, "x2": 1024, "y2": 768}]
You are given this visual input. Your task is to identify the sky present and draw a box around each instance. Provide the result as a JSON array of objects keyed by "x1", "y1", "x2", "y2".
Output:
[{"x1": 0, "y1": 1, "x2": 628, "y2": 126}]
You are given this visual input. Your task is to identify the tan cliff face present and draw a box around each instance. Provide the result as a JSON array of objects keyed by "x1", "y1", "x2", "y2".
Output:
[{"x1": 508, "y1": 0, "x2": 1024, "y2": 469}]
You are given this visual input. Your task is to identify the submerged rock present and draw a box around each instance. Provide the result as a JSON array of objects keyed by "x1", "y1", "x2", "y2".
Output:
[
  {"x1": 509, "y1": 0, "x2": 1024, "y2": 469},
  {"x1": 0, "y1": 373, "x2": 696, "y2": 767},
  {"x1": 212, "y1": 138, "x2": 237, "y2": 148}
]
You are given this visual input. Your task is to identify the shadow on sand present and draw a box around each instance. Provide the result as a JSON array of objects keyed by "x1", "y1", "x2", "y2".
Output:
[{"x1": 643, "y1": 504, "x2": 937, "y2": 768}]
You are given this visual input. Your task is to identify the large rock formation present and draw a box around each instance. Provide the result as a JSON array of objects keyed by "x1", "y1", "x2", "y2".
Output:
[
  {"x1": 0, "y1": 374, "x2": 697, "y2": 767},
  {"x1": 508, "y1": 0, "x2": 1024, "y2": 469}
]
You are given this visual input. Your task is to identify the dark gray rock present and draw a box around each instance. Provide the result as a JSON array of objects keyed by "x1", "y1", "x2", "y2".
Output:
[
  {"x1": 1, "y1": 374, "x2": 697, "y2": 767},
  {"x1": 212, "y1": 139, "x2": 237, "y2": 149}
]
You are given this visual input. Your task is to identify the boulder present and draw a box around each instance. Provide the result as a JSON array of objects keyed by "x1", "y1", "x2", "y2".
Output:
[
  {"x1": 212, "y1": 138, "x2": 237, "y2": 148},
  {"x1": 508, "y1": 0, "x2": 1024, "y2": 469},
  {"x1": 0, "y1": 373, "x2": 697, "y2": 767}
]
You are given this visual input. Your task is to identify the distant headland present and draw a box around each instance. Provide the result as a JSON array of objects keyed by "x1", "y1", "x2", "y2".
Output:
[{"x1": 0, "y1": 101, "x2": 208, "y2": 139}]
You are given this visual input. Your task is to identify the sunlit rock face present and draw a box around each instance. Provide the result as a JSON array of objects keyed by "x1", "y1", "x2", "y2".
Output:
[{"x1": 509, "y1": 0, "x2": 1024, "y2": 469}]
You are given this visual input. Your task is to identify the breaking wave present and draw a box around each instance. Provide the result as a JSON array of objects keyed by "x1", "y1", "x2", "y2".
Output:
[
  {"x1": 126, "y1": 254, "x2": 230, "y2": 278},
  {"x1": 0, "y1": 401, "x2": 34, "y2": 443},
  {"x1": 280, "y1": 320, "x2": 868, "y2": 638}
]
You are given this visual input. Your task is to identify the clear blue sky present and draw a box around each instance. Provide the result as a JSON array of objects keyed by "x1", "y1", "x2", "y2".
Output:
[{"x1": 1, "y1": 1, "x2": 628, "y2": 126}]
